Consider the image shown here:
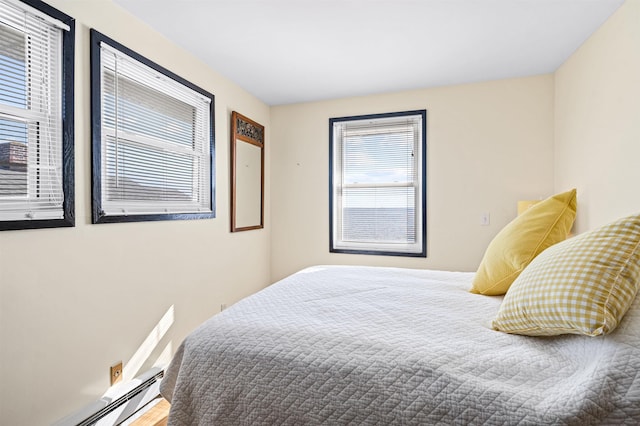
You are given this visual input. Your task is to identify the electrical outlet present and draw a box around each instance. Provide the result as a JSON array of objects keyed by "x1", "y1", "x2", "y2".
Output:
[{"x1": 110, "y1": 362, "x2": 123, "y2": 386}]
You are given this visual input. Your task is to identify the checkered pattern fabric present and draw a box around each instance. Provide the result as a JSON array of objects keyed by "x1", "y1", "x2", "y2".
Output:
[{"x1": 492, "y1": 213, "x2": 640, "y2": 336}]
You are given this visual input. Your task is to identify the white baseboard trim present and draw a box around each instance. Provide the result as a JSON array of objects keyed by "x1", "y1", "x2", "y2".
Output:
[{"x1": 53, "y1": 368, "x2": 164, "y2": 426}]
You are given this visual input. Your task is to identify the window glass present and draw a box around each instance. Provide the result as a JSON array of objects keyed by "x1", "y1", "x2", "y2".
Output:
[
  {"x1": 104, "y1": 136, "x2": 195, "y2": 202},
  {"x1": 0, "y1": 119, "x2": 27, "y2": 197},
  {"x1": 103, "y1": 72, "x2": 195, "y2": 147},
  {"x1": 0, "y1": 23, "x2": 27, "y2": 199},
  {"x1": 330, "y1": 110, "x2": 426, "y2": 256},
  {"x1": 0, "y1": 0, "x2": 74, "y2": 230},
  {"x1": 91, "y1": 30, "x2": 214, "y2": 223},
  {"x1": 0, "y1": 23, "x2": 26, "y2": 108}
]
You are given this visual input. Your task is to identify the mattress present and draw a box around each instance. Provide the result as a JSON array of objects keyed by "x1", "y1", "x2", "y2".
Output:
[{"x1": 160, "y1": 265, "x2": 640, "y2": 425}]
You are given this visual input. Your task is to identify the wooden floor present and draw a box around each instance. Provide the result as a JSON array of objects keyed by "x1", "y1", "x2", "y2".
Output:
[{"x1": 130, "y1": 398, "x2": 170, "y2": 426}]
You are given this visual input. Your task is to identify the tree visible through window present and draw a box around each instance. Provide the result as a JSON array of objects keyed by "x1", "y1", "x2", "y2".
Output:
[{"x1": 330, "y1": 110, "x2": 427, "y2": 257}]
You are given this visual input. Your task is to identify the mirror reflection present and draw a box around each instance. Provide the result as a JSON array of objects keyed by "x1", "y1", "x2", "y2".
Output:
[
  {"x1": 231, "y1": 111, "x2": 264, "y2": 232},
  {"x1": 235, "y1": 141, "x2": 261, "y2": 228}
]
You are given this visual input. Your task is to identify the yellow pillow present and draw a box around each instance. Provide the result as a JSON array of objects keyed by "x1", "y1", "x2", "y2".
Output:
[
  {"x1": 470, "y1": 189, "x2": 577, "y2": 295},
  {"x1": 492, "y1": 213, "x2": 640, "y2": 336}
]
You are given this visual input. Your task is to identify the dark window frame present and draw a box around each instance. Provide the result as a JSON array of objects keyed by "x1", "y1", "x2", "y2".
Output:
[
  {"x1": 90, "y1": 29, "x2": 215, "y2": 224},
  {"x1": 329, "y1": 110, "x2": 427, "y2": 257},
  {"x1": 0, "y1": 0, "x2": 75, "y2": 231}
]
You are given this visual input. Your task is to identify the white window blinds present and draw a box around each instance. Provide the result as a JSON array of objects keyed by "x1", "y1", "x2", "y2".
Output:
[
  {"x1": 331, "y1": 112, "x2": 425, "y2": 256},
  {"x1": 97, "y1": 42, "x2": 212, "y2": 217},
  {"x1": 0, "y1": 0, "x2": 67, "y2": 221}
]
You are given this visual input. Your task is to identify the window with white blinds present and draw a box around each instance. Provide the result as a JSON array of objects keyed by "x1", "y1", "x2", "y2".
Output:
[
  {"x1": 91, "y1": 30, "x2": 214, "y2": 223},
  {"x1": 330, "y1": 110, "x2": 426, "y2": 256},
  {"x1": 0, "y1": 0, "x2": 74, "y2": 230}
]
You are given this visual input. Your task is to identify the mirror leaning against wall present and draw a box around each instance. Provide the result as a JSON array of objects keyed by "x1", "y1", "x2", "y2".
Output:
[{"x1": 230, "y1": 111, "x2": 264, "y2": 232}]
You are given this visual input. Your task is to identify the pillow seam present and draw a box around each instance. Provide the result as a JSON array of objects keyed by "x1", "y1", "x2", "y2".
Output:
[
  {"x1": 484, "y1": 194, "x2": 574, "y2": 295},
  {"x1": 479, "y1": 268, "x2": 523, "y2": 295},
  {"x1": 473, "y1": 190, "x2": 576, "y2": 296},
  {"x1": 525, "y1": 194, "x2": 575, "y2": 265},
  {"x1": 601, "y1": 236, "x2": 640, "y2": 333}
]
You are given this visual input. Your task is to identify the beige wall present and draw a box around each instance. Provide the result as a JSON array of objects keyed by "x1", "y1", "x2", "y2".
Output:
[
  {"x1": 1, "y1": 0, "x2": 634, "y2": 423},
  {"x1": 270, "y1": 75, "x2": 556, "y2": 281},
  {"x1": 0, "y1": 1, "x2": 271, "y2": 424},
  {"x1": 555, "y1": 0, "x2": 640, "y2": 232}
]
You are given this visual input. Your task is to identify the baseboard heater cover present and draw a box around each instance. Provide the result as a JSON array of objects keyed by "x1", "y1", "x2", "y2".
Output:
[{"x1": 54, "y1": 368, "x2": 164, "y2": 426}]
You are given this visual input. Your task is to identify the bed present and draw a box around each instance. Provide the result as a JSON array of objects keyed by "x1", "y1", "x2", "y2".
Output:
[{"x1": 160, "y1": 264, "x2": 640, "y2": 425}]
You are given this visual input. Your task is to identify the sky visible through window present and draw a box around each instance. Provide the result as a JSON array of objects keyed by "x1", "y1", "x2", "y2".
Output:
[
  {"x1": 344, "y1": 132, "x2": 413, "y2": 183},
  {"x1": 0, "y1": 23, "x2": 28, "y2": 198},
  {"x1": 342, "y1": 130, "x2": 415, "y2": 209},
  {"x1": 0, "y1": 23, "x2": 27, "y2": 141}
]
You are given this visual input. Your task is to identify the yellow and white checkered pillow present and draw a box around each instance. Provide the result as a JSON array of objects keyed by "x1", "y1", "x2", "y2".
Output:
[{"x1": 492, "y1": 213, "x2": 640, "y2": 336}]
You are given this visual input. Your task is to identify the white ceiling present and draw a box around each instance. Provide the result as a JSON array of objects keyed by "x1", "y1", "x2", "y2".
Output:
[{"x1": 113, "y1": 0, "x2": 624, "y2": 106}]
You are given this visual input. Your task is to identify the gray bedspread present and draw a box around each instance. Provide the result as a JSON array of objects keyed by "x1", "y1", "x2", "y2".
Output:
[{"x1": 160, "y1": 265, "x2": 640, "y2": 425}]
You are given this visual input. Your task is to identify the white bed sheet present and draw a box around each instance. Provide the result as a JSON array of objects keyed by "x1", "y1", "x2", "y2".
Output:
[{"x1": 161, "y1": 265, "x2": 640, "y2": 425}]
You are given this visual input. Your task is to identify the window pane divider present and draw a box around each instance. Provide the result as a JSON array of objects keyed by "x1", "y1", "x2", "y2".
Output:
[
  {"x1": 0, "y1": 105, "x2": 44, "y2": 121},
  {"x1": 103, "y1": 128, "x2": 203, "y2": 157},
  {"x1": 343, "y1": 182, "x2": 415, "y2": 189}
]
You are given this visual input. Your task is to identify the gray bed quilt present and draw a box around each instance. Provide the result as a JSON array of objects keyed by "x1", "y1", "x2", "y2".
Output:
[{"x1": 160, "y1": 265, "x2": 640, "y2": 425}]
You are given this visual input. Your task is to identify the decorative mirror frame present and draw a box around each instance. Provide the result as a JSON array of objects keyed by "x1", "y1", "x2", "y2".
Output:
[{"x1": 230, "y1": 111, "x2": 264, "y2": 232}]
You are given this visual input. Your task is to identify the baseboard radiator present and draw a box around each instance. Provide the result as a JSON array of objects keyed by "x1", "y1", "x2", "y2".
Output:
[{"x1": 54, "y1": 368, "x2": 165, "y2": 426}]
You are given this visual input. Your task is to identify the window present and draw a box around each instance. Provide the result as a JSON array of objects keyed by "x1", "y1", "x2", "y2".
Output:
[
  {"x1": 330, "y1": 110, "x2": 426, "y2": 256},
  {"x1": 90, "y1": 30, "x2": 214, "y2": 224},
  {"x1": 0, "y1": 0, "x2": 74, "y2": 230}
]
